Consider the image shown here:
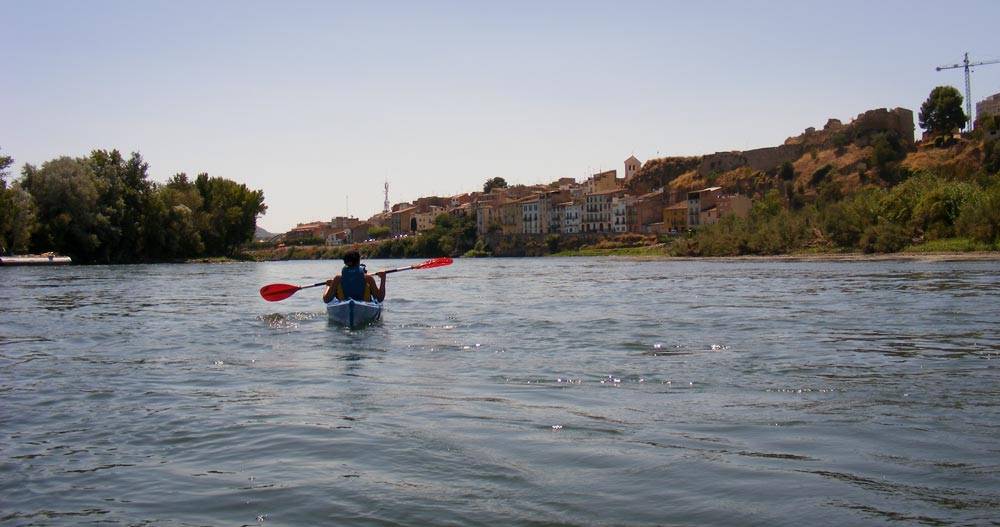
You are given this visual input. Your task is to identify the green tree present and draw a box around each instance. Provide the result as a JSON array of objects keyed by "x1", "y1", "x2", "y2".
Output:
[
  {"x1": 870, "y1": 132, "x2": 907, "y2": 182},
  {"x1": 88, "y1": 150, "x2": 155, "y2": 263},
  {"x1": 956, "y1": 182, "x2": 1000, "y2": 244},
  {"x1": 195, "y1": 173, "x2": 267, "y2": 256},
  {"x1": 20, "y1": 157, "x2": 106, "y2": 262},
  {"x1": 483, "y1": 177, "x2": 508, "y2": 194},
  {"x1": 919, "y1": 86, "x2": 967, "y2": 135},
  {"x1": 1, "y1": 148, "x2": 37, "y2": 254}
]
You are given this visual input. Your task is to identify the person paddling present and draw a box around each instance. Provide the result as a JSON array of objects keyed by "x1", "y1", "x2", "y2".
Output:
[{"x1": 322, "y1": 250, "x2": 386, "y2": 303}]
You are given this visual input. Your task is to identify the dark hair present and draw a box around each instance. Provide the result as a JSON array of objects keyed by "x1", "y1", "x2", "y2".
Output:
[{"x1": 343, "y1": 250, "x2": 361, "y2": 267}]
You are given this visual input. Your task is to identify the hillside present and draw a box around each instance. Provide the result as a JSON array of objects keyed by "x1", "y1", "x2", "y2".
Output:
[{"x1": 627, "y1": 107, "x2": 994, "y2": 203}]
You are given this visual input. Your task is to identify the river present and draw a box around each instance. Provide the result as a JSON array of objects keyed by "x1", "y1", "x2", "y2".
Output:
[{"x1": 2, "y1": 257, "x2": 999, "y2": 526}]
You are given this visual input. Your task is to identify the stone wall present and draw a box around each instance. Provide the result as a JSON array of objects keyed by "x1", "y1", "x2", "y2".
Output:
[
  {"x1": 697, "y1": 144, "x2": 802, "y2": 177},
  {"x1": 850, "y1": 107, "x2": 914, "y2": 146}
]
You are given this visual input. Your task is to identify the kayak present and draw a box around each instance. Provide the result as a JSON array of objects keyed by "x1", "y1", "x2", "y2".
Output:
[{"x1": 326, "y1": 298, "x2": 382, "y2": 328}]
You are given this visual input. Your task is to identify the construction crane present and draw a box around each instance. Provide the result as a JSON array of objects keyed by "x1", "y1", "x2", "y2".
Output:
[{"x1": 936, "y1": 52, "x2": 1000, "y2": 131}]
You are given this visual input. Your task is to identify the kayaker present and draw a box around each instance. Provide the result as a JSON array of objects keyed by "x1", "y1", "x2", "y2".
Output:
[{"x1": 322, "y1": 251, "x2": 386, "y2": 303}]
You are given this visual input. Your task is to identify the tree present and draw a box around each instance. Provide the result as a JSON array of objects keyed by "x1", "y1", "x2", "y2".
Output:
[
  {"x1": 919, "y1": 86, "x2": 967, "y2": 135},
  {"x1": 195, "y1": 173, "x2": 267, "y2": 256},
  {"x1": 0, "y1": 147, "x2": 37, "y2": 254},
  {"x1": 88, "y1": 149, "x2": 154, "y2": 262},
  {"x1": 483, "y1": 177, "x2": 508, "y2": 194},
  {"x1": 20, "y1": 157, "x2": 105, "y2": 262}
]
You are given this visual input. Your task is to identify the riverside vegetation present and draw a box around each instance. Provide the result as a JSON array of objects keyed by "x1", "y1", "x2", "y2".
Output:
[{"x1": 0, "y1": 148, "x2": 266, "y2": 263}]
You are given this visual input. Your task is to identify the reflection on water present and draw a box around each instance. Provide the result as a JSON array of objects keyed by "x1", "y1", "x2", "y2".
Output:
[{"x1": 1, "y1": 258, "x2": 999, "y2": 525}]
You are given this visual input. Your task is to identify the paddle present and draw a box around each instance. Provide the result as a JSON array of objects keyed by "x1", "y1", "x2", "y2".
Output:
[{"x1": 259, "y1": 257, "x2": 453, "y2": 302}]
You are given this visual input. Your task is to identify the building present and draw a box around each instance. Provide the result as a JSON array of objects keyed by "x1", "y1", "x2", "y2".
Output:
[
  {"x1": 326, "y1": 230, "x2": 351, "y2": 245},
  {"x1": 500, "y1": 200, "x2": 524, "y2": 235},
  {"x1": 284, "y1": 221, "x2": 334, "y2": 241},
  {"x1": 700, "y1": 194, "x2": 752, "y2": 225},
  {"x1": 583, "y1": 170, "x2": 620, "y2": 195},
  {"x1": 475, "y1": 202, "x2": 499, "y2": 237},
  {"x1": 413, "y1": 206, "x2": 445, "y2": 231},
  {"x1": 555, "y1": 201, "x2": 582, "y2": 234},
  {"x1": 521, "y1": 196, "x2": 546, "y2": 234},
  {"x1": 624, "y1": 155, "x2": 641, "y2": 182},
  {"x1": 331, "y1": 216, "x2": 361, "y2": 230},
  {"x1": 350, "y1": 222, "x2": 372, "y2": 242},
  {"x1": 633, "y1": 189, "x2": 665, "y2": 232},
  {"x1": 663, "y1": 201, "x2": 688, "y2": 232},
  {"x1": 611, "y1": 195, "x2": 633, "y2": 233},
  {"x1": 686, "y1": 187, "x2": 722, "y2": 227},
  {"x1": 583, "y1": 189, "x2": 620, "y2": 233},
  {"x1": 687, "y1": 187, "x2": 752, "y2": 227},
  {"x1": 390, "y1": 206, "x2": 417, "y2": 234},
  {"x1": 977, "y1": 92, "x2": 1000, "y2": 121}
]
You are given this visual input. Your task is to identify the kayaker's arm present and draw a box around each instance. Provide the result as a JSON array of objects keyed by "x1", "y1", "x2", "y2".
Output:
[
  {"x1": 369, "y1": 271, "x2": 387, "y2": 302},
  {"x1": 322, "y1": 277, "x2": 340, "y2": 303}
]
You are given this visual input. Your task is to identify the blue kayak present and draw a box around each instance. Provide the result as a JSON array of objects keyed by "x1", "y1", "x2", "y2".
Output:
[{"x1": 326, "y1": 298, "x2": 382, "y2": 328}]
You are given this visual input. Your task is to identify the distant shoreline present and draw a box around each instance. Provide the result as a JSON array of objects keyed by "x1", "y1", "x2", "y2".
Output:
[
  {"x1": 238, "y1": 249, "x2": 1000, "y2": 264},
  {"x1": 608, "y1": 251, "x2": 1000, "y2": 263}
]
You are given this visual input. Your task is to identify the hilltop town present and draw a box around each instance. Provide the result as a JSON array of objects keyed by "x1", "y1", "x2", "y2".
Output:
[{"x1": 263, "y1": 94, "x2": 1000, "y2": 258}]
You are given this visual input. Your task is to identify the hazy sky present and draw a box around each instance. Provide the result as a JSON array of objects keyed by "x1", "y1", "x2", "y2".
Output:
[{"x1": 4, "y1": 0, "x2": 1000, "y2": 232}]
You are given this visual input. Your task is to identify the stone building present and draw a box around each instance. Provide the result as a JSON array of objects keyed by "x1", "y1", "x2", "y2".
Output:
[
  {"x1": 977, "y1": 92, "x2": 1000, "y2": 121},
  {"x1": 583, "y1": 170, "x2": 620, "y2": 195},
  {"x1": 624, "y1": 155, "x2": 641, "y2": 182},
  {"x1": 390, "y1": 206, "x2": 417, "y2": 234},
  {"x1": 663, "y1": 201, "x2": 688, "y2": 232}
]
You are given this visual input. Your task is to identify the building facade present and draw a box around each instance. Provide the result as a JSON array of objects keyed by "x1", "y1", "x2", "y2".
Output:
[
  {"x1": 556, "y1": 201, "x2": 582, "y2": 234},
  {"x1": 663, "y1": 201, "x2": 688, "y2": 232},
  {"x1": 977, "y1": 92, "x2": 1000, "y2": 121},
  {"x1": 584, "y1": 190, "x2": 619, "y2": 232}
]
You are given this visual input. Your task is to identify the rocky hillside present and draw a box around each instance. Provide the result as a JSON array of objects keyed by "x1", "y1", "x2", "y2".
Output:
[{"x1": 627, "y1": 107, "x2": 995, "y2": 202}]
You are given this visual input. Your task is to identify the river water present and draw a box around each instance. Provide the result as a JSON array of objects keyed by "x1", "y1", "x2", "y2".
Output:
[{"x1": 1, "y1": 257, "x2": 999, "y2": 526}]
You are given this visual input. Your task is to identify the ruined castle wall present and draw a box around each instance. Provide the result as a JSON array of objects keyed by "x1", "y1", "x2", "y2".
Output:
[
  {"x1": 678, "y1": 107, "x2": 915, "y2": 179},
  {"x1": 850, "y1": 107, "x2": 915, "y2": 146},
  {"x1": 697, "y1": 144, "x2": 802, "y2": 176}
]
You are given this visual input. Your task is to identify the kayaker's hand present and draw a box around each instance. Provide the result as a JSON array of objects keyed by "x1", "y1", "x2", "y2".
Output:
[
  {"x1": 375, "y1": 271, "x2": 386, "y2": 280},
  {"x1": 325, "y1": 279, "x2": 335, "y2": 287}
]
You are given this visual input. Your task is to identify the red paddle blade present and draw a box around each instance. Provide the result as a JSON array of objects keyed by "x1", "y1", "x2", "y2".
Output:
[
  {"x1": 259, "y1": 283, "x2": 302, "y2": 302},
  {"x1": 412, "y1": 257, "x2": 453, "y2": 270}
]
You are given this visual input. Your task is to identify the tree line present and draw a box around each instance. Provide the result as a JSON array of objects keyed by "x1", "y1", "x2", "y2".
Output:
[{"x1": 0, "y1": 148, "x2": 266, "y2": 263}]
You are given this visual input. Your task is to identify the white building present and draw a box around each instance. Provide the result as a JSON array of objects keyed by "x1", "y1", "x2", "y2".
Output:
[
  {"x1": 559, "y1": 202, "x2": 582, "y2": 234},
  {"x1": 612, "y1": 196, "x2": 632, "y2": 233}
]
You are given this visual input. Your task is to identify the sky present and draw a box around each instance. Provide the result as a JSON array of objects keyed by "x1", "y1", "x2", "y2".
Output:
[{"x1": 4, "y1": 0, "x2": 1000, "y2": 233}]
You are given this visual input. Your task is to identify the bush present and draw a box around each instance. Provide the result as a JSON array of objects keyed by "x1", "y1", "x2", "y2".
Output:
[
  {"x1": 956, "y1": 182, "x2": 1000, "y2": 244},
  {"x1": 860, "y1": 222, "x2": 909, "y2": 253}
]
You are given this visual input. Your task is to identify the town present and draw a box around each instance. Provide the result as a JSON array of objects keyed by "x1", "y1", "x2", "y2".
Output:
[
  {"x1": 277, "y1": 106, "x2": 917, "y2": 246},
  {"x1": 281, "y1": 154, "x2": 750, "y2": 245},
  {"x1": 273, "y1": 85, "x2": 1000, "y2": 257}
]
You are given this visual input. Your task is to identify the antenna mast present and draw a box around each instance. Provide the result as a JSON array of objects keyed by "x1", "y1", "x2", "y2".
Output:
[
  {"x1": 383, "y1": 179, "x2": 390, "y2": 213},
  {"x1": 936, "y1": 52, "x2": 1000, "y2": 131}
]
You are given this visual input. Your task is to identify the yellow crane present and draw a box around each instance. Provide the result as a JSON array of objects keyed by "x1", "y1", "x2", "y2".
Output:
[{"x1": 936, "y1": 52, "x2": 1000, "y2": 131}]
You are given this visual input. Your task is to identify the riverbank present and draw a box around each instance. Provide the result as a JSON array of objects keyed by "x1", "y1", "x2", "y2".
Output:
[{"x1": 244, "y1": 244, "x2": 1000, "y2": 263}]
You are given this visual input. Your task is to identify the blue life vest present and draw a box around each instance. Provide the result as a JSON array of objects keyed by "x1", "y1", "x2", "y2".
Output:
[{"x1": 337, "y1": 264, "x2": 371, "y2": 301}]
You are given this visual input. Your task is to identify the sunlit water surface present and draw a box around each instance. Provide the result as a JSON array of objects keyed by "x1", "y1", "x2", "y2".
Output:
[{"x1": 2, "y1": 258, "x2": 999, "y2": 526}]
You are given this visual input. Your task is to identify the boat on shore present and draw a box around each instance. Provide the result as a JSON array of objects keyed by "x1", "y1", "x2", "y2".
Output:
[
  {"x1": 326, "y1": 298, "x2": 382, "y2": 328},
  {"x1": 0, "y1": 253, "x2": 72, "y2": 266}
]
